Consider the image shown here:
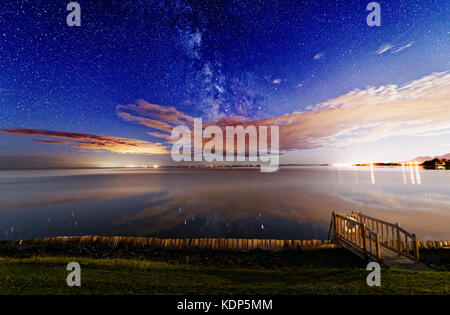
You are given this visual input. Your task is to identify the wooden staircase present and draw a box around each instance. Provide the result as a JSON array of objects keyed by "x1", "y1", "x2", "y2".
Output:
[{"x1": 330, "y1": 211, "x2": 431, "y2": 270}]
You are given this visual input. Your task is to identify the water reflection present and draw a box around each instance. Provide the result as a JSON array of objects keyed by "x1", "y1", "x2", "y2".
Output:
[
  {"x1": 415, "y1": 165, "x2": 422, "y2": 185},
  {"x1": 370, "y1": 164, "x2": 375, "y2": 184},
  {"x1": 402, "y1": 164, "x2": 407, "y2": 184},
  {"x1": 0, "y1": 167, "x2": 448, "y2": 240}
]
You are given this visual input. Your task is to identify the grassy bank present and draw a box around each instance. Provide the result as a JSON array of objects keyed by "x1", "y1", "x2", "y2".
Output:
[
  {"x1": 1, "y1": 240, "x2": 449, "y2": 270},
  {"x1": 0, "y1": 255, "x2": 448, "y2": 295},
  {"x1": 0, "y1": 241, "x2": 448, "y2": 294}
]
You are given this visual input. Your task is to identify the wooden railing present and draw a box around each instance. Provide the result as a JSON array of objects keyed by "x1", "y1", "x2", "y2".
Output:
[
  {"x1": 332, "y1": 212, "x2": 381, "y2": 260},
  {"x1": 331, "y1": 211, "x2": 420, "y2": 262},
  {"x1": 356, "y1": 212, "x2": 420, "y2": 261}
]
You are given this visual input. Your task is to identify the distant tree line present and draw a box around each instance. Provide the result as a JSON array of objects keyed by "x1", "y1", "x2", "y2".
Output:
[{"x1": 422, "y1": 158, "x2": 450, "y2": 169}]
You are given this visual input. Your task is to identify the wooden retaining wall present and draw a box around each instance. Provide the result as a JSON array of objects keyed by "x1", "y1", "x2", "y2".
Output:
[
  {"x1": 8, "y1": 236, "x2": 337, "y2": 251},
  {"x1": 6, "y1": 236, "x2": 449, "y2": 251}
]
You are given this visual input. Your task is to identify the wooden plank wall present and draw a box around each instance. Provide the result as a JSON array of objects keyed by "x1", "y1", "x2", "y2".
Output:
[
  {"x1": 7, "y1": 236, "x2": 337, "y2": 251},
  {"x1": 6, "y1": 236, "x2": 449, "y2": 251}
]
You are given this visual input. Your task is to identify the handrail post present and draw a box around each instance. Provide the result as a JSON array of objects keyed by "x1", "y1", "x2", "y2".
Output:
[
  {"x1": 361, "y1": 224, "x2": 367, "y2": 257},
  {"x1": 329, "y1": 211, "x2": 336, "y2": 241},
  {"x1": 404, "y1": 233, "x2": 408, "y2": 254},
  {"x1": 376, "y1": 234, "x2": 381, "y2": 260},
  {"x1": 391, "y1": 225, "x2": 395, "y2": 247},
  {"x1": 396, "y1": 223, "x2": 402, "y2": 252},
  {"x1": 413, "y1": 234, "x2": 420, "y2": 261},
  {"x1": 345, "y1": 218, "x2": 349, "y2": 240},
  {"x1": 337, "y1": 216, "x2": 341, "y2": 236},
  {"x1": 358, "y1": 223, "x2": 363, "y2": 247}
]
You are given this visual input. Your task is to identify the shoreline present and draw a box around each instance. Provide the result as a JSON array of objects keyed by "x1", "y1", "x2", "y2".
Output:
[
  {"x1": 2, "y1": 235, "x2": 449, "y2": 251},
  {"x1": 4, "y1": 236, "x2": 338, "y2": 251},
  {"x1": 1, "y1": 236, "x2": 449, "y2": 271}
]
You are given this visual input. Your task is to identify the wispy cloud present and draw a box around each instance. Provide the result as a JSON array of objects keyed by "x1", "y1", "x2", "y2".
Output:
[
  {"x1": 117, "y1": 111, "x2": 175, "y2": 134},
  {"x1": 115, "y1": 72, "x2": 450, "y2": 153},
  {"x1": 33, "y1": 139, "x2": 72, "y2": 144},
  {"x1": 0, "y1": 128, "x2": 169, "y2": 155},
  {"x1": 3, "y1": 73, "x2": 449, "y2": 158},
  {"x1": 272, "y1": 71, "x2": 450, "y2": 150},
  {"x1": 313, "y1": 52, "x2": 324, "y2": 60},
  {"x1": 117, "y1": 100, "x2": 193, "y2": 126},
  {"x1": 376, "y1": 43, "x2": 393, "y2": 54},
  {"x1": 377, "y1": 42, "x2": 414, "y2": 55},
  {"x1": 391, "y1": 42, "x2": 414, "y2": 54}
]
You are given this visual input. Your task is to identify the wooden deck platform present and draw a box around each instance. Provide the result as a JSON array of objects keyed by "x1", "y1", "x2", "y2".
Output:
[
  {"x1": 330, "y1": 211, "x2": 438, "y2": 269},
  {"x1": 379, "y1": 247, "x2": 431, "y2": 270}
]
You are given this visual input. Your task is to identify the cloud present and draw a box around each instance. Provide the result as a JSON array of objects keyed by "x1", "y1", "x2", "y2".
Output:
[
  {"x1": 117, "y1": 111, "x2": 175, "y2": 134},
  {"x1": 376, "y1": 43, "x2": 393, "y2": 54},
  {"x1": 115, "y1": 72, "x2": 450, "y2": 153},
  {"x1": 271, "y1": 71, "x2": 450, "y2": 150},
  {"x1": 4, "y1": 72, "x2": 449, "y2": 158},
  {"x1": 33, "y1": 139, "x2": 72, "y2": 144},
  {"x1": 117, "y1": 100, "x2": 193, "y2": 126},
  {"x1": 377, "y1": 42, "x2": 414, "y2": 55},
  {"x1": 391, "y1": 42, "x2": 414, "y2": 54},
  {"x1": 0, "y1": 128, "x2": 169, "y2": 155},
  {"x1": 147, "y1": 131, "x2": 176, "y2": 141},
  {"x1": 313, "y1": 52, "x2": 324, "y2": 60}
]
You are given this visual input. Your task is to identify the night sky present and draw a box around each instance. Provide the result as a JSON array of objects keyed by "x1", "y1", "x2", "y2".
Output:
[{"x1": 0, "y1": 0, "x2": 449, "y2": 167}]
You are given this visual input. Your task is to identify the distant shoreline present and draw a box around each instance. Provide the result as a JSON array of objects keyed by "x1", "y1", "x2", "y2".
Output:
[
  {"x1": 0, "y1": 164, "x2": 322, "y2": 171},
  {"x1": 3, "y1": 161, "x2": 450, "y2": 172}
]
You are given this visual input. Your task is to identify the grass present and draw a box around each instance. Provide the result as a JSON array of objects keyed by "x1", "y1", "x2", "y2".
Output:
[
  {"x1": 0, "y1": 256, "x2": 449, "y2": 295},
  {"x1": 420, "y1": 249, "x2": 450, "y2": 271}
]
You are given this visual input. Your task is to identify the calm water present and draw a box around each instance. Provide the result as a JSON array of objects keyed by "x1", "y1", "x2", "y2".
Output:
[{"x1": 0, "y1": 166, "x2": 449, "y2": 241}]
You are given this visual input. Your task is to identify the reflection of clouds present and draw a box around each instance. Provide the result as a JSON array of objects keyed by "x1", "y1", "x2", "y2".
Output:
[
  {"x1": 116, "y1": 187, "x2": 347, "y2": 235},
  {"x1": 0, "y1": 186, "x2": 163, "y2": 210},
  {"x1": 1, "y1": 169, "x2": 448, "y2": 240},
  {"x1": 337, "y1": 188, "x2": 450, "y2": 211},
  {"x1": 333, "y1": 186, "x2": 450, "y2": 239},
  {"x1": 112, "y1": 170, "x2": 450, "y2": 239}
]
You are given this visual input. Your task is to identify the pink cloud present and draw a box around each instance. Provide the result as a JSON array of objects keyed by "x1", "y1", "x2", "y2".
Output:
[
  {"x1": 0, "y1": 128, "x2": 169, "y2": 155},
  {"x1": 115, "y1": 72, "x2": 450, "y2": 153},
  {"x1": 3, "y1": 72, "x2": 448, "y2": 158}
]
